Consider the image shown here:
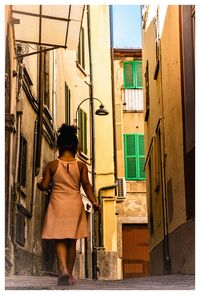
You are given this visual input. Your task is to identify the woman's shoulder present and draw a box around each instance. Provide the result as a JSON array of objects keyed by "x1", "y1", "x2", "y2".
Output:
[
  {"x1": 77, "y1": 160, "x2": 87, "y2": 171},
  {"x1": 47, "y1": 159, "x2": 59, "y2": 175}
]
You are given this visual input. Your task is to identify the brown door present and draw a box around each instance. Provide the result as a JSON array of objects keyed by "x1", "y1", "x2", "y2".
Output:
[{"x1": 122, "y1": 224, "x2": 150, "y2": 278}]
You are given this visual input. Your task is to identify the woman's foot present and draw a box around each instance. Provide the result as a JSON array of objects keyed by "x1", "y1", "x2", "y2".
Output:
[
  {"x1": 57, "y1": 272, "x2": 69, "y2": 286},
  {"x1": 68, "y1": 275, "x2": 77, "y2": 285}
]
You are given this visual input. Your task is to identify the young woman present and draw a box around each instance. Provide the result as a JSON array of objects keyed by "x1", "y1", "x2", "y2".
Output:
[{"x1": 37, "y1": 124, "x2": 99, "y2": 285}]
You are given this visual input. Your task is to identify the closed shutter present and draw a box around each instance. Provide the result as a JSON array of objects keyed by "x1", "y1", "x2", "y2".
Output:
[
  {"x1": 65, "y1": 82, "x2": 71, "y2": 125},
  {"x1": 124, "y1": 61, "x2": 143, "y2": 89},
  {"x1": 78, "y1": 108, "x2": 87, "y2": 155},
  {"x1": 138, "y1": 134, "x2": 146, "y2": 179},
  {"x1": 83, "y1": 111, "x2": 87, "y2": 154},
  {"x1": 124, "y1": 62, "x2": 134, "y2": 88},
  {"x1": 124, "y1": 134, "x2": 146, "y2": 180},
  {"x1": 124, "y1": 134, "x2": 137, "y2": 180},
  {"x1": 135, "y1": 61, "x2": 143, "y2": 88}
]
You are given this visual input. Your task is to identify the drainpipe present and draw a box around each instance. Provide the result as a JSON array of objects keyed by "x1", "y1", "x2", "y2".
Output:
[
  {"x1": 87, "y1": 5, "x2": 95, "y2": 194},
  {"x1": 98, "y1": 183, "x2": 118, "y2": 248},
  {"x1": 11, "y1": 56, "x2": 24, "y2": 244},
  {"x1": 87, "y1": 5, "x2": 97, "y2": 279},
  {"x1": 35, "y1": 48, "x2": 44, "y2": 175},
  {"x1": 109, "y1": 5, "x2": 118, "y2": 182},
  {"x1": 159, "y1": 42, "x2": 172, "y2": 274},
  {"x1": 30, "y1": 120, "x2": 38, "y2": 214}
]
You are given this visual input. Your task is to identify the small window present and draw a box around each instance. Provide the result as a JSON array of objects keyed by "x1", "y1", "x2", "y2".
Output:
[
  {"x1": 18, "y1": 136, "x2": 27, "y2": 187},
  {"x1": 16, "y1": 212, "x2": 25, "y2": 246},
  {"x1": 123, "y1": 61, "x2": 143, "y2": 89},
  {"x1": 65, "y1": 82, "x2": 71, "y2": 125},
  {"x1": 78, "y1": 108, "x2": 87, "y2": 155},
  {"x1": 124, "y1": 134, "x2": 145, "y2": 180},
  {"x1": 77, "y1": 27, "x2": 85, "y2": 70}
]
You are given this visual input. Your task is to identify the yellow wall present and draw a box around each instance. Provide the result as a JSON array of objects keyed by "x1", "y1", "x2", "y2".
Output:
[
  {"x1": 142, "y1": 5, "x2": 186, "y2": 250},
  {"x1": 89, "y1": 5, "x2": 116, "y2": 251}
]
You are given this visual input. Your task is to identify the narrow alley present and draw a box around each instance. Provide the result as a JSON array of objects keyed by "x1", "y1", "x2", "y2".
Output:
[
  {"x1": 5, "y1": 274, "x2": 195, "y2": 290},
  {"x1": 4, "y1": 3, "x2": 195, "y2": 291}
]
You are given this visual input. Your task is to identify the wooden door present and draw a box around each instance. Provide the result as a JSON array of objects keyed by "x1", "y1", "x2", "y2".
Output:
[{"x1": 122, "y1": 224, "x2": 150, "y2": 278}]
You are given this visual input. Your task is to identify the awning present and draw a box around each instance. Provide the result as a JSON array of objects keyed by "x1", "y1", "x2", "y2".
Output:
[{"x1": 11, "y1": 5, "x2": 85, "y2": 52}]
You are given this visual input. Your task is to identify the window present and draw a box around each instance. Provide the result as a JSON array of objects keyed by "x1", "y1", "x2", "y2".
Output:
[
  {"x1": 78, "y1": 108, "x2": 87, "y2": 155},
  {"x1": 124, "y1": 134, "x2": 145, "y2": 180},
  {"x1": 16, "y1": 212, "x2": 25, "y2": 246},
  {"x1": 123, "y1": 61, "x2": 143, "y2": 89},
  {"x1": 77, "y1": 27, "x2": 85, "y2": 70},
  {"x1": 65, "y1": 82, "x2": 71, "y2": 125},
  {"x1": 18, "y1": 135, "x2": 27, "y2": 187}
]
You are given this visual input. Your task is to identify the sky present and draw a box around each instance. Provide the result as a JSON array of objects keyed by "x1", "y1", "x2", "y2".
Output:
[{"x1": 112, "y1": 5, "x2": 142, "y2": 49}]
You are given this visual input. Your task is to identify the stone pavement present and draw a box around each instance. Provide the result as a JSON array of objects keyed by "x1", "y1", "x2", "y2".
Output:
[{"x1": 5, "y1": 274, "x2": 195, "y2": 290}]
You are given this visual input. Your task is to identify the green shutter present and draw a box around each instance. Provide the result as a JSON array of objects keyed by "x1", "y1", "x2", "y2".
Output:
[
  {"x1": 134, "y1": 61, "x2": 143, "y2": 88},
  {"x1": 83, "y1": 111, "x2": 87, "y2": 154},
  {"x1": 65, "y1": 83, "x2": 71, "y2": 125},
  {"x1": 124, "y1": 62, "x2": 134, "y2": 88},
  {"x1": 138, "y1": 134, "x2": 146, "y2": 179},
  {"x1": 78, "y1": 109, "x2": 82, "y2": 150},
  {"x1": 78, "y1": 109, "x2": 87, "y2": 155},
  {"x1": 124, "y1": 61, "x2": 143, "y2": 89},
  {"x1": 124, "y1": 134, "x2": 146, "y2": 180},
  {"x1": 124, "y1": 134, "x2": 137, "y2": 180}
]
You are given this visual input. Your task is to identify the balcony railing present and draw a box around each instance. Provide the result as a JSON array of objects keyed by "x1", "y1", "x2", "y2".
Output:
[{"x1": 123, "y1": 89, "x2": 144, "y2": 112}]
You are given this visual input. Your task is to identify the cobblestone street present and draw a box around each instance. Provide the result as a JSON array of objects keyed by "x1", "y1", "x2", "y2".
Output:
[{"x1": 5, "y1": 274, "x2": 195, "y2": 290}]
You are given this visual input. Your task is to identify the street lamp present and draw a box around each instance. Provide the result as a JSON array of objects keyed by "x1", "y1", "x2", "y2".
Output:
[{"x1": 75, "y1": 97, "x2": 109, "y2": 125}]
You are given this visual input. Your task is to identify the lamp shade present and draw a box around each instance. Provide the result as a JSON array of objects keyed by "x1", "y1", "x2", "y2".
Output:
[{"x1": 95, "y1": 104, "x2": 109, "y2": 116}]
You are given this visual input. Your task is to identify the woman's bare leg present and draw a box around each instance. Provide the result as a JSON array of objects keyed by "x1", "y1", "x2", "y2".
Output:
[
  {"x1": 66, "y1": 239, "x2": 77, "y2": 284},
  {"x1": 55, "y1": 239, "x2": 68, "y2": 275}
]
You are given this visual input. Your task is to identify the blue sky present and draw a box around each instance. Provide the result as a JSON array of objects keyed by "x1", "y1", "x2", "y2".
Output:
[{"x1": 112, "y1": 5, "x2": 142, "y2": 48}]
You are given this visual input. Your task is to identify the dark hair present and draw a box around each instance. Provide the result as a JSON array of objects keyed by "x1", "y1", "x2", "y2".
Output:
[{"x1": 57, "y1": 124, "x2": 78, "y2": 156}]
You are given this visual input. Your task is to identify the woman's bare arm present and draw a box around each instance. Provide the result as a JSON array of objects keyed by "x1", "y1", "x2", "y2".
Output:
[
  {"x1": 37, "y1": 163, "x2": 52, "y2": 191},
  {"x1": 80, "y1": 163, "x2": 99, "y2": 209}
]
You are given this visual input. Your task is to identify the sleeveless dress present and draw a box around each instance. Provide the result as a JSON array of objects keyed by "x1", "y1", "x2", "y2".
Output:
[{"x1": 42, "y1": 159, "x2": 88, "y2": 239}]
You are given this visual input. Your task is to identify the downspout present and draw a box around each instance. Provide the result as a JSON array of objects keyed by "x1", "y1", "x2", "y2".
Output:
[
  {"x1": 98, "y1": 183, "x2": 118, "y2": 248},
  {"x1": 109, "y1": 5, "x2": 118, "y2": 182},
  {"x1": 87, "y1": 5, "x2": 95, "y2": 195},
  {"x1": 11, "y1": 56, "x2": 23, "y2": 244},
  {"x1": 87, "y1": 5, "x2": 97, "y2": 279},
  {"x1": 35, "y1": 49, "x2": 44, "y2": 175},
  {"x1": 159, "y1": 42, "x2": 171, "y2": 274}
]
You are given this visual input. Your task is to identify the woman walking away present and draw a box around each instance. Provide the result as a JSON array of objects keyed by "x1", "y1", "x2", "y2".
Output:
[{"x1": 37, "y1": 124, "x2": 99, "y2": 285}]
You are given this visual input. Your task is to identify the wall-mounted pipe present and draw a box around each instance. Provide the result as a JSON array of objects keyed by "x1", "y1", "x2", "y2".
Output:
[
  {"x1": 98, "y1": 183, "x2": 118, "y2": 248},
  {"x1": 109, "y1": 5, "x2": 118, "y2": 182}
]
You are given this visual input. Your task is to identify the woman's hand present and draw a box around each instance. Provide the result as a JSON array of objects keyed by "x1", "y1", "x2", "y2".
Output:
[{"x1": 92, "y1": 202, "x2": 100, "y2": 212}]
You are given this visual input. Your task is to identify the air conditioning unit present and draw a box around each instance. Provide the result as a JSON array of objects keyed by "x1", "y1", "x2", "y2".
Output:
[{"x1": 117, "y1": 177, "x2": 127, "y2": 199}]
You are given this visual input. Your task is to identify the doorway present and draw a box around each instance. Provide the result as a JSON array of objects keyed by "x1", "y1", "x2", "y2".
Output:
[{"x1": 122, "y1": 223, "x2": 150, "y2": 278}]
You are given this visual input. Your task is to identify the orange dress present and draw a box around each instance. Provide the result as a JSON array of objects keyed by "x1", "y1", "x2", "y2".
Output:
[{"x1": 42, "y1": 159, "x2": 88, "y2": 239}]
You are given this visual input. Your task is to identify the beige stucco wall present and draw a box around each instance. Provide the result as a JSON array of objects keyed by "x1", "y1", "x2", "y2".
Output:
[
  {"x1": 142, "y1": 5, "x2": 186, "y2": 251},
  {"x1": 90, "y1": 5, "x2": 115, "y2": 191}
]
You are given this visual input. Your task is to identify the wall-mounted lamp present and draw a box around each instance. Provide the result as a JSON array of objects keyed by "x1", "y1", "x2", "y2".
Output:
[{"x1": 75, "y1": 97, "x2": 109, "y2": 125}]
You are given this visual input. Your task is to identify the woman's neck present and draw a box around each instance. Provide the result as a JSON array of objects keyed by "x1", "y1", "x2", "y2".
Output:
[{"x1": 59, "y1": 150, "x2": 75, "y2": 161}]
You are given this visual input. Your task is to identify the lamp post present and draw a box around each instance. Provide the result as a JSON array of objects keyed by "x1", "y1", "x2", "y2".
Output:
[
  {"x1": 75, "y1": 96, "x2": 109, "y2": 279},
  {"x1": 75, "y1": 97, "x2": 109, "y2": 125}
]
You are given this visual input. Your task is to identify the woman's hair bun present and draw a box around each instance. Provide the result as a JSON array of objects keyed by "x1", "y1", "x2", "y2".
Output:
[{"x1": 58, "y1": 124, "x2": 77, "y2": 136}]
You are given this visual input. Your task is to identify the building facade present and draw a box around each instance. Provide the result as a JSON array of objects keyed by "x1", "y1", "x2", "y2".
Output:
[
  {"x1": 113, "y1": 48, "x2": 149, "y2": 279},
  {"x1": 5, "y1": 4, "x2": 117, "y2": 280},
  {"x1": 142, "y1": 5, "x2": 195, "y2": 275}
]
